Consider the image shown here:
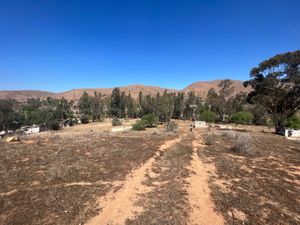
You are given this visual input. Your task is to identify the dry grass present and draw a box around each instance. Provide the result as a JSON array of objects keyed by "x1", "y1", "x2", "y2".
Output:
[
  {"x1": 126, "y1": 135, "x2": 193, "y2": 225},
  {"x1": 201, "y1": 129, "x2": 300, "y2": 225},
  {"x1": 231, "y1": 133, "x2": 253, "y2": 154},
  {"x1": 0, "y1": 130, "x2": 173, "y2": 225}
]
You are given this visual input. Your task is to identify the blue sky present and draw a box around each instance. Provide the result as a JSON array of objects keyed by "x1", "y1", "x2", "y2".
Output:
[{"x1": 0, "y1": 0, "x2": 299, "y2": 92}]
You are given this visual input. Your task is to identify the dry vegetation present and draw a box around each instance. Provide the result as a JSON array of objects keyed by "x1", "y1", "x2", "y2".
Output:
[
  {"x1": 201, "y1": 129, "x2": 300, "y2": 225},
  {"x1": 126, "y1": 136, "x2": 193, "y2": 225},
  {"x1": 1, "y1": 121, "x2": 299, "y2": 225},
  {"x1": 0, "y1": 127, "x2": 174, "y2": 225}
]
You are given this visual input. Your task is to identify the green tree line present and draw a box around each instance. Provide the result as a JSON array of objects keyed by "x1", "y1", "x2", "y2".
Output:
[{"x1": 0, "y1": 50, "x2": 299, "y2": 133}]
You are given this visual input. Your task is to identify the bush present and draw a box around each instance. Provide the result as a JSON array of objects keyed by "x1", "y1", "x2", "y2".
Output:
[
  {"x1": 80, "y1": 115, "x2": 89, "y2": 124},
  {"x1": 204, "y1": 132, "x2": 216, "y2": 145},
  {"x1": 232, "y1": 133, "x2": 253, "y2": 153},
  {"x1": 200, "y1": 110, "x2": 216, "y2": 123},
  {"x1": 132, "y1": 120, "x2": 145, "y2": 131},
  {"x1": 141, "y1": 113, "x2": 157, "y2": 127},
  {"x1": 231, "y1": 111, "x2": 254, "y2": 125},
  {"x1": 165, "y1": 121, "x2": 178, "y2": 132},
  {"x1": 141, "y1": 113, "x2": 157, "y2": 128},
  {"x1": 266, "y1": 118, "x2": 274, "y2": 129},
  {"x1": 286, "y1": 114, "x2": 300, "y2": 129},
  {"x1": 222, "y1": 130, "x2": 236, "y2": 139},
  {"x1": 112, "y1": 118, "x2": 122, "y2": 126},
  {"x1": 48, "y1": 120, "x2": 60, "y2": 130}
]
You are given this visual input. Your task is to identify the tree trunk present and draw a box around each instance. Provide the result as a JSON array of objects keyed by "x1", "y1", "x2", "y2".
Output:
[{"x1": 275, "y1": 120, "x2": 284, "y2": 134}]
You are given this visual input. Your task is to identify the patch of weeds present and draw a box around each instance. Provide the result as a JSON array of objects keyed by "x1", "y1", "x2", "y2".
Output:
[
  {"x1": 112, "y1": 118, "x2": 122, "y2": 126},
  {"x1": 222, "y1": 130, "x2": 237, "y2": 139},
  {"x1": 132, "y1": 120, "x2": 145, "y2": 131},
  {"x1": 231, "y1": 133, "x2": 253, "y2": 154},
  {"x1": 204, "y1": 132, "x2": 217, "y2": 145},
  {"x1": 126, "y1": 138, "x2": 193, "y2": 225}
]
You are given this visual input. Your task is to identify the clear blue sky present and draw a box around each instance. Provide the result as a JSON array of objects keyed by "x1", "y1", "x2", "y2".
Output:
[{"x1": 0, "y1": 0, "x2": 299, "y2": 92}]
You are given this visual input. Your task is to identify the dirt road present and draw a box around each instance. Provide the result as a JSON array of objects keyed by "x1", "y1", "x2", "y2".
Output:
[{"x1": 85, "y1": 132, "x2": 224, "y2": 225}]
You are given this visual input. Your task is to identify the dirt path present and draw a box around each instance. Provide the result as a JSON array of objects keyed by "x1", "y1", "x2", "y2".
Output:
[
  {"x1": 186, "y1": 134, "x2": 224, "y2": 225},
  {"x1": 85, "y1": 135, "x2": 183, "y2": 225}
]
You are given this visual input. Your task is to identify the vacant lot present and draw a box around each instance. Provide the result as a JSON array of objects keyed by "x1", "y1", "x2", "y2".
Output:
[
  {"x1": 0, "y1": 121, "x2": 299, "y2": 225},
  {"x1": 0, "y1": 126, "x2": 175, "y2": 225},
  {"x1": 201, "y1": 129, "x2": 300, "y2": 225}
]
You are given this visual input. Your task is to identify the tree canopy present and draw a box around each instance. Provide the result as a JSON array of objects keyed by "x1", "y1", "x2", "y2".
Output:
[{"x1": 244, "y1": 50, "x2": 300, "y2": 132}]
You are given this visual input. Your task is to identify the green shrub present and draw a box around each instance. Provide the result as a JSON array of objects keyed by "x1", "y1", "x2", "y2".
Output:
[
  {"x1": 132, "y1": 120, "x2": 145, "y2": 131},
  {"x1": 287, "y1": 114, "x2": 300, "y2": 129},
  {"x1": 80, "y1": 115, "x2": 89, "y2": 124},
  {"x1": 231, "y1": 111, "x2": 254, "y2": 125},
  {"x1": 141, "y1": 113, "x2": 157, "y2": 128},
  {"x1": 112, "y1": 118, "x2": 122, "y2": 126},
  {"x1": 266, "y1": 118, "x2": 274, "y2": 128},
  {"x1": 200, "y1": 110, "x2": 216, "y2": 123},
  {"x1": 165, "y1": 121, "x2": 178, "y2": 132},
  {"x1": 48, "y1": 120, "x2": 60, "y2": 130}
]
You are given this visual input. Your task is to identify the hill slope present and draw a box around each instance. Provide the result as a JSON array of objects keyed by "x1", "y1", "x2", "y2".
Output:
[
  {"x1": 183, "y1": 80, "x2": 251, "y2": 98},
  {"x1": 0, "y1": 90, "x2": 55, "y2": 102},
  {"x1": 0, "y1": 80, "x2": 251, "y2": 101}
]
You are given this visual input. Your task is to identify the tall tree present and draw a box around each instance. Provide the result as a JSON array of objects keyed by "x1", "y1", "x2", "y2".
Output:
[
  {"x1": 173, "y1": 92, "x2": 185, "y2": 119},
  {"x1": 156, "y1": 90, "x2": 174, "y2": 122},
  {"x1": 110, "y1": 88, "x2": 122, "y2": 117},
  {"x1": 126, "y1": 94, "x2": 137, "y2": 118},
  {"x1": 183, "y1": 91, "x2": 197, "y2": 120},
  {"x1": 0, "y1": 99, "x2": 23, "y2": 131},
  {"x1": 244, "y1": 50, "x2": 300, "y2": 133},
  {"x1": 78, "y1": 92, "x2": 91, "y2": 115},
  {"x1": 206, "y1": 79, "x2": 235, "y2": 121},
  {"x1": 90, "y1": 92, "x2": 104, "y2": 121}
]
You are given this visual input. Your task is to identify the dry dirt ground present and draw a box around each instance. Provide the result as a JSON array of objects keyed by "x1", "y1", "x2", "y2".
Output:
[{"x1": 0, "y1": 120, "x2": 299, "y2": 225}]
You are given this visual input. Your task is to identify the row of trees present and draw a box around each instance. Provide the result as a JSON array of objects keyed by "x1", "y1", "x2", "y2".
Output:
[
  {"x1": 76, "y1": 82, "x2": 251, "y2": 124},
  {"x1": 0, "y1": 50, "x2": 299, "y2": 133},
  {"x1": 0, "y1": 97, "x2": 74, "y2": 131}
]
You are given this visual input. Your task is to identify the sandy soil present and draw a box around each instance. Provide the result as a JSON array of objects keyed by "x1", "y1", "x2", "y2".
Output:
[
  {"x1": 1, "y1": 120, "x2": 299, "y2": 225},
  {"x1": 85, "y1": 135, "x2": 184, "y2": 225},
  {"x1": 186, "y1": 133, "x2": 224, "y2": 225}
]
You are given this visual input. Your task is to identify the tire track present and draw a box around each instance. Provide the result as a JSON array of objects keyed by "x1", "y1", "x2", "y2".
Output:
[
  {"x1": 186, "y1": 133, "x2": 224, "y2": 225},
  {"x1": 85, "y1": 135, "x2": 184, "y2": 225}
]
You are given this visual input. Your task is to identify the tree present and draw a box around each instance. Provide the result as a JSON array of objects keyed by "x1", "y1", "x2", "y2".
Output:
[
  {"x1": 0, "y1": 99, "x2": 23, "y2": 131},
  {"x1": 126, "y1": 94, "x2": 137, "y2": 118},
  {"x1": 183, "y1": 91, "x2": 197, "y2": 120},
  {"x1": 156, "y1": 90, "x2": 174, "y2": 122},
  {"x1": 90, "y1": 92, "x2": 104, "y2": 121},
  {"x1": 78, "y1": 92, "x2": 91, "y2": 115},
  {"x1": 200, "y1": 110, "x2": 216, "y2": 123},
  {"x1": 56, "y1": 98, "x2": 73, "y2": 121},
  {"x1": 173, "y1": 92, "x2": 185, "y2": 119},
  {"x1": 244, "y1": 50, "x2": 300, "y2": 133},
  {"x1": 206, "y1": 80, "x2": 235, "y2": 122},
  {"x1": 110, "y1": 88, "x2": 122, "y2": 117},
  {"x1": 231, "y1": 111, "x2": 254, "y2": 125},
  {"x1": 286, "y1": 114, "x2": 300, "y2": 129},
  {"x1": 140, "y1": 94, "x2": 155, "y2": 116}
]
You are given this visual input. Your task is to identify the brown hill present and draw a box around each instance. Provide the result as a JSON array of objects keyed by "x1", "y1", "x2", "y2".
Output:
[
  {"x1": 0, "y1": 90, "x2": 55, "y2": 102},
  {"x1": 0, "y1": 80, "x2": 251, "y2": 101},
  {"x1": 56, "y1": 85, "x2": 177, "y2": 101},
  {"x1": 183, "y1": 80, "x2": 251, "y2": 98}
]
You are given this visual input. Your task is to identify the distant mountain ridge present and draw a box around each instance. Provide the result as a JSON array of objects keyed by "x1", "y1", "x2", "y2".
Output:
[{"x1": 0, "y1": 80, "x2": 250, "y2": 101}]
